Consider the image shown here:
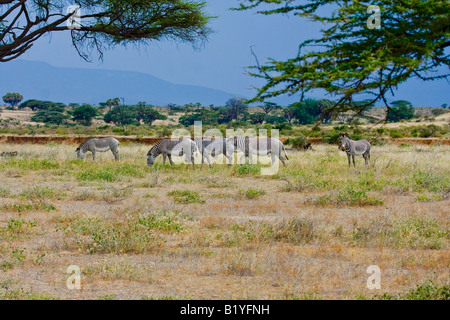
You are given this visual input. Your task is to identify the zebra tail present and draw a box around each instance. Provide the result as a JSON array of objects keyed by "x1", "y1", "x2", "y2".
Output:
[{"x1": 283, "y1": 145, "x2": 289, "y2": 160}]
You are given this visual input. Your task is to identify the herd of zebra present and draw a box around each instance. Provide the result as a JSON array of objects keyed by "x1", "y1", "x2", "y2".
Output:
[{"x1": 75, "y1": 133, "x2": 371, "y2": 168}]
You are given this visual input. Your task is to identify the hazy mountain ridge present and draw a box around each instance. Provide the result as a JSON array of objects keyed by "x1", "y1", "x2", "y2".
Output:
[{"x1": 0, "y1": 60, "x2": 240, "y2": 106}]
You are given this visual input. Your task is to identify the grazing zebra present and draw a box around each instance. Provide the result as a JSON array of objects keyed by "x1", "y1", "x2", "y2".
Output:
[
  {"x1": 197, "y1": 138, "x2": 234, "y2": 168},
  {"x1": 226, "y1": 136, "x2": 289, "y2": 167},
  {"x1": 338, "y1": 133, "x2": 371, "y2": 167},
  {"x1": 147, "y1": 138, "x2": 198, "y2": 168},
  {"x1": 76, "y1": 137, "x2": 120, "y2": 161}
]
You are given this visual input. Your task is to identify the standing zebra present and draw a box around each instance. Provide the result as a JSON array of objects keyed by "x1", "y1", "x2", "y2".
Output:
[
  {"x1": 197, "y1": 138, "x2": 234, "y2": 168},
  {"x1": 147, "y1": 138, "x2": 198, "y2": 168},
  {"x1": 338, "y1": 133, "x2": 371, "y2": 167},
  {"x1": 226, "y1": 136, "x2": 289, "y2": 167},
  {"x1": 76, "y1": 137, "x2": 120, "y2": 161}
]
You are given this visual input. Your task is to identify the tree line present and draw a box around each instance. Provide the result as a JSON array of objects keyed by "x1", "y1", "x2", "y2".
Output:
[{"x1": 2, "y1": 93, "x2": 439, "y2": 127}]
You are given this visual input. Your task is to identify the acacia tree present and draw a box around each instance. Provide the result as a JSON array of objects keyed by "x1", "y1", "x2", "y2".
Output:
[
  {"x1": 225, "y1": 97, "x2": 248, "y2": 120},
  {"x1": 1, "y1": 0, "x2": 212, "y2": 62},
  {"x1": 260, "y1": 102, "x2": 279, "y2": 115},
  {"x1": 236, "y1": 0, "x2": 450, "y2": 121},
  {"x1": 2, "y1": 92, "x2": 23, "y2": 107}
]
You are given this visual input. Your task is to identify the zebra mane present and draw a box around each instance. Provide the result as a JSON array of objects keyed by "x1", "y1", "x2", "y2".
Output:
[
  {"x1": 149, "y1": 139, "x2": 164, "y2": 156},
  {"x1": 78, "y1": 138, "x2": 94, "y2": 151}
]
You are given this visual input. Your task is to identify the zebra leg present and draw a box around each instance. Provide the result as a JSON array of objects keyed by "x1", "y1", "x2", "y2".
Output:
[
  {"x1": 347, "y1": 153, "x2": 351, "y2": 167},
  {"x1": 112, "y1": 149, "x2": 120, "y2": 161},
  {"x1": 92, "y1": 150, "x2": 96, "y2": 161},
  {"x1": 364, "y1": 153, "x2": 369, "y2": 165},
  {"x1": 168, "y1": 154, "x2": 174, "y2": 167},
  {"x1": 278, "y1": 153, "x2": 286, "y2": 167},
  {"x1": 239, "y1": 154, "x2": 246, "y2": 165},
  {"x1": 205, "y1": 154, "x2": 212, "y2": 168},
  {"x1": 162, "y1": 153, "x2": 167, "y2": 165},
  {"x1": 352, "y1": 154, "x2": 356, "y2": 167},
  {"x1": 270, "y1": 153, "x2": 276, "y2": 167}
]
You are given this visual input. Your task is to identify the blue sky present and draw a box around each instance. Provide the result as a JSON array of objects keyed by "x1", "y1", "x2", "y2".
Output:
[{"x1": 17, "y1": 0, "x2": 449, "y2": 107}]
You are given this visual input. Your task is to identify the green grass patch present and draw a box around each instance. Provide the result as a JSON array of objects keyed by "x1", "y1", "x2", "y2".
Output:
[
  {"x1": 233, "y1": 164, "x2": 261, "y2": 175},
  {"x1": 167, "y1": 190, "x2": 205, "y2": 204},
  {"x1": 377, "y1": 279, "x2": 449, "y2": 300},
  {"x1": 237, "y1": 187, "x2": 266, "y2": 199}
]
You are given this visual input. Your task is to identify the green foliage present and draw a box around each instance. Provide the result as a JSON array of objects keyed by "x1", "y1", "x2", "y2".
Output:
[
  {"x1": 167, "y1": 190, "x2": 205, "y2": 204},
  {"x1": 378, "y1": 279, "x2": 450, "y2": 300},
  {"x1": 236, "y1": 1, "x2": 449, "y2": 121},
  {"x1": 30, "y1": 106, "x2": 69, "y2": 125},
  {"x1": 76, "y1": 164, "x2": 144, "y2": 182},
  {"x1": 1, "y1": 1, "x2": 212, "y2": 62},
  {"x1": 392, "y1": 217, "x2": 449, "y2": 249},
  {"x1": 238, "y1": 187, "x2": 266, "y2": 199},
  {"x1": 249, "y1": 112, "x2": 266, "y2": 124},
  {"x1": 71, "y1": 104, "x2": 99, "y2": 126},
  {"x1": 19, "y1": 99, "x2": 65, "y2": 111},
  {"x1": 225, "y1": 98, "x2": 248, "y2": 120},
  {"x1": 2, "y1": 93, "x2": 23, "y2": 107},
  {"x1": 285, "y1": 135, "x2": 308, "y2": 148},
  {"x1": 66, "y1": 215, "x2": 164, "y2": 254},
  {"x1": 104, "y1": 104, "x2": 166, "y2": 126},
  {"x1": 387, "y1": 104, "x2": 415, "y2": 122},
  {"x1": 233, "y1": 164, "x2": 260, "y2": 175}
]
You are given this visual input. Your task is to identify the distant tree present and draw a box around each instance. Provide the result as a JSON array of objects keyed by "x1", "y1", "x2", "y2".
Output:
[
  {"x1": 68, "y1": 103, "x2": 80, "y2": 109},
  {"x1": 387, "y1": 103, "x2": 415, "y2": 122},
  {"x1": 179, "y1": 109, "x2": 218, "y2": 126},
  {"x1": 391, "y1": 100, "x2": 413, "y2": 108},
  {"x1": 282, "y1": 106, "x2": 296, "y2": 124},
  {"x1": 19, "y1": 99, "x2": 65, "y2": 111},
  {"x1": 140, "y1": 108, "x2": 167, "y2": 126},
  {"x1": 225, "y1": 98, "x2": 248, "y2": 120},
  {"x1": 442, "y1": 104, "x2": 448, "y2": 109},
  {"x1": 2, "y1": 92, "x2": 23, "y2": 108},
  {"x1": 71, "y1": 104, "x2": 99, "y2": 126},
  {"x1": 264, "y1": 114, "x2": 287, "y2": 124},
  {"x1": 292, "y1": 99, "x2": 322, "y2": 125},
  {"x1": 249, "y1": 112, "x2": 266, "y2": 124},
  {"x1": 104, "y1": 105, "x2": 139, "y2": 126},
  {"x1": 260, "y1": 102, "x2": 280, "y2": 115},
  {"x1": 31, "y1": 106, "x2": 69, "y2": 125},
  {"x1": 106, "y1": 98, "x2": 120, "y2": 112}
]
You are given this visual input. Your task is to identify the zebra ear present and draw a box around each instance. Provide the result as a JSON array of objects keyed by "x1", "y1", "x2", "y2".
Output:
[{"x1": 344, "y1": 133, "x2": 349, "y2": 137}]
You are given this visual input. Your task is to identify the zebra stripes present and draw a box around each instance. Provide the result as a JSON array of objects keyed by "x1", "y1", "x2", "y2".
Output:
[
  {"x1": 147, "y1": 138, "x2": 198, "y2": 168},
  {"x1": 339, "y1": 133, "x2": 371, "y2": 167},
  {"x1": 76, "y1": 137, "x2": 120, "y2": 161},
  {"x1": 227, "y1": 136, "x2": 289, "y2": 167}
]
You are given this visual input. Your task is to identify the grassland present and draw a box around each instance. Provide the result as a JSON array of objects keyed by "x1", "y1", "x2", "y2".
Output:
[{"x1": 0, "y1": 142, "x2": 448, "y2": 300}]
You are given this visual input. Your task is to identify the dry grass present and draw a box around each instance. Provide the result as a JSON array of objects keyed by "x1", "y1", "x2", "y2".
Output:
[{"x1": 0, "y1": 142, "x2": 448, "y2": 300}]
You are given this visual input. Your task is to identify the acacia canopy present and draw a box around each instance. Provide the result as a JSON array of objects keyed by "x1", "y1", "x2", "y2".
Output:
[
  {"x1": 0, "y1": 0, "x2": 212, "y2": 62},
  {"x1": 236, "y1": 0, "x2": 450, "y2": 120}
]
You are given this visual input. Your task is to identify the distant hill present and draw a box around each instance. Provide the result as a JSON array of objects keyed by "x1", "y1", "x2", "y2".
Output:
[{"x1": 0, "y1": 60, "x2": 240, "y2": 106}]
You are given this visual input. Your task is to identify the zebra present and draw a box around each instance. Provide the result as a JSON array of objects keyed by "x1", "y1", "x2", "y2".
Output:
[
  {"x1": 226, "y1": 136, "x2": 289, "y2": 167},
  {"x1": 338, "y1": 132, "x2": 371, "y2": 167},
  {"x1": 196, "y1": 138, "x2": 234, "y2": 168},
  {"x1": 76, "y1": 137, "x2": 120, "y2": 161},
  {"x1": 147, "y1": 138, "x2": 198, "y2": 168}
]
